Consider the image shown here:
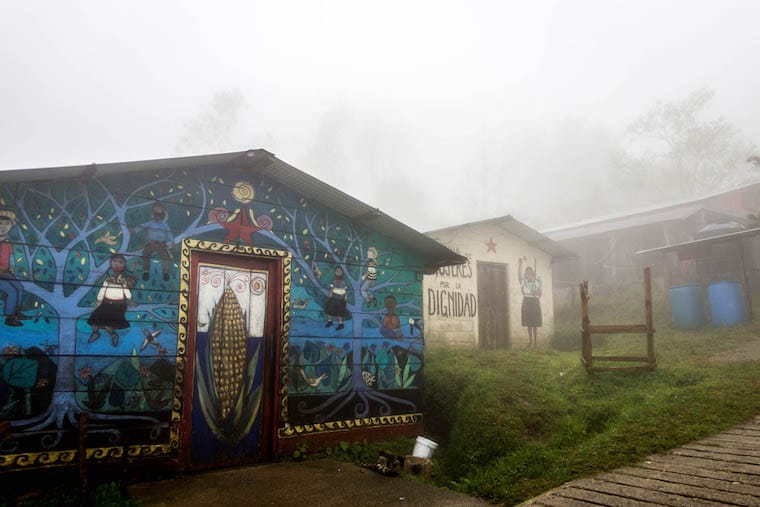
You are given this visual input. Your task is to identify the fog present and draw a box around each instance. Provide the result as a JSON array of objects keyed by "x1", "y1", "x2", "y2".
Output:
[{"x1": 1, "y1": 0, "x2": 759, "y2": 231}]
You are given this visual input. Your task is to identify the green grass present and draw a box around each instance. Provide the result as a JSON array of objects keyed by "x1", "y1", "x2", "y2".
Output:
[{"x1": 422, "y1": 284, "x2": 760, "y2": 505}]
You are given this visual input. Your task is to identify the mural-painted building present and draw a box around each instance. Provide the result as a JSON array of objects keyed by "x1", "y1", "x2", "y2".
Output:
[
  {"x1": 0, "y1": 150, "x2": 465, "y2": 472},
  {"x1": 423, "y1": 216, "x2": 573, "y2": 350}
]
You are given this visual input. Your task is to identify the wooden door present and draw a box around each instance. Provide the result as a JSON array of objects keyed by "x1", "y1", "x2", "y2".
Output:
[
  {"x1": 476, "y1": 261, "x2": 509, "y2": 349},
  {"x1": 182, "y1": 252, "x2": 278, "y2": 469}
]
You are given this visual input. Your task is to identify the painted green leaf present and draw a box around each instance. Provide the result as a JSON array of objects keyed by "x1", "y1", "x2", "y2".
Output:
[
  {"x1": 114, "y1": 361, "x2": 140, "y2": 388},
  {"x1": 2, "y1": 358, "x2": 38, "y2": 389}
]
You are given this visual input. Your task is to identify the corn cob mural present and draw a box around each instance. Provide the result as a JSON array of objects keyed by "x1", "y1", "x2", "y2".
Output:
[
  {"x1": 211, "y1": 287, "x2": 247, "y2": 420},
  {"x1": 194, "y1": 270, "x2": 264, "y2": 446}
]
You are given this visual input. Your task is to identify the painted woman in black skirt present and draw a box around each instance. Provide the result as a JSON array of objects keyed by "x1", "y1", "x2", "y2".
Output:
[
  {"x1": 88, "y1": 254, "x2": 134, "y2": 346},
  {"x1": 324, "y1": 266, "x2": 352, "y2": 331},
  {"x1": 519, "y1": 257, "x2": 542, "y2": 349}
]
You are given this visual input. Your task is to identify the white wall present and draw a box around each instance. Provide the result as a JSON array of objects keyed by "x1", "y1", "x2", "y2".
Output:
[{"x1": 424, "y1": 222, "x2": 554, "y2": 349}]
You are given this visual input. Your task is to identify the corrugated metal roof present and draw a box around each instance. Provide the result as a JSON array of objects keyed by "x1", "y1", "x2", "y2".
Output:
[
  {"x1": 542, "y1": 183, "x2": 760, "y2": 241},
  {"x1": 544, "y1": 204, "x2": 708, "y2": 241},
  {"x1": 0, "y1": 149, "x2": 466, "y2": 273},
  {"x1": 634, "y1": 226, "x2": 760, "y2": 265},
  {"x1": 427, "y1": 214, "x2": 576, "y2": 262}
]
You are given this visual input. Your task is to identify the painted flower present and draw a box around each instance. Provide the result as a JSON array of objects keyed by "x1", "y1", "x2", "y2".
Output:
[
  {"x1": 78, "y1": 366, "x2": 93, "y2": 381},
  {"x1": 361, "y1": 371, "x2": 376, "y2": 386},
  {"x1": 207, "y1": 207, "x2": 230, "y2": 224},
  {"x1": 256, "y1": 214, "x2": 273, "y2": 230},
  {"x1": 2, "y1": 344, "x2": 21, "y2": 356}
]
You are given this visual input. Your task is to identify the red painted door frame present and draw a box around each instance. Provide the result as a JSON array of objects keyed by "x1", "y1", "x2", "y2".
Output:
[{"x1": 179, "y1": 249, "x2": 284, "y2": 470}]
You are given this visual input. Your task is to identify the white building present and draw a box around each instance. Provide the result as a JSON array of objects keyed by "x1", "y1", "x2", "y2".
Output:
[{"x1": 424, "y1": 216, "x2": 574, "y2": 349}]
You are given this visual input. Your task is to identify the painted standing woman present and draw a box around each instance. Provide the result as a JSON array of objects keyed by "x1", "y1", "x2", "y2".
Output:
[
  {"x1": 88, "y1": 254, "x2": 134, "y2": 346},
  {"x1": 324, "y1": 266, "x2": 352, "y2": 331},
  {"x1": 518, "y1": 257, "x2": 542, "y2": 348}
]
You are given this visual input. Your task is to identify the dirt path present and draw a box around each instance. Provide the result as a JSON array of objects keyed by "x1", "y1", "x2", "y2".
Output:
[
  {"x1": 129, "y1": 458, "x2": 487, "y2": 507},
  {"x1": 711, "y1": 338, "x2": 760, "y2": 363}
]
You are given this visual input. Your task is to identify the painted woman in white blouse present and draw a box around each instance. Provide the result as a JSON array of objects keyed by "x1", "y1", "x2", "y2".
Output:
[{"x1": 87, "y1": 254, "x2": 134, "y2": 346}]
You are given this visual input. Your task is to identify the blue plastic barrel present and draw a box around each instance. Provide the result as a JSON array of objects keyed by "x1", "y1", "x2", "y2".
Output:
[
  {"x1": 708, "y1": 281, "x2": 746, "y2": 326},
  {"x1": 669, "y1": 285, "x2": 706, "y2": 329}
]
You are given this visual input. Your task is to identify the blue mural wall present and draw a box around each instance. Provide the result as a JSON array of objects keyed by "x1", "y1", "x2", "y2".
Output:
[{"x1": 0, "y1": 162, "x2": 426, "y2": 468}]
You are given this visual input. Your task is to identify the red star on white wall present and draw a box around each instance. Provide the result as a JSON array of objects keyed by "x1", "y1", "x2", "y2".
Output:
[{"x1": 485, "y1": 237, "x2": 497, "y2": 253}]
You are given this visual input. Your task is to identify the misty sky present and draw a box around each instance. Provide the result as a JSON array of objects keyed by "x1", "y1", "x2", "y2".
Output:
[{"x1": 1, "y1": 1, "x2": 759, "y2": 232}]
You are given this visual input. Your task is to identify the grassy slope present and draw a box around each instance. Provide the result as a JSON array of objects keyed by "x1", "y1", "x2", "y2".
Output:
[{"x1": 423, "y1": 283, "x2": 760, "y2": 505}]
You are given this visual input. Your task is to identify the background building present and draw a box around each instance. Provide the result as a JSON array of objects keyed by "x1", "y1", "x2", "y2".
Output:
[{"x1": 424, "y1": 216, "x2": 573, "y2": 349}]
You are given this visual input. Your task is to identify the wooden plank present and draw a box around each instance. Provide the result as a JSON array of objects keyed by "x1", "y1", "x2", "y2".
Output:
[
  {"x1": 598, "y1": 470, "x2": 758, "y2": 506},
  {"x1": 587, "y1": 324, "x2": 649, "y2": 334},
  {"x1": 713, "y1": 423, "x2": 760, "y2": 434},
  {"x1": 621, "y1": 465, "x2": 760, "y2": 498},
  {"x1": 672, "y1": 447, "x2": 760, "y2": 466},
  {"x1": 580, "y1": 281, "x2": 591, "y2": 369},
  {"x1": 589, "y1": 365, "x2": 655, "y2": 373},
  {"x1": 711, "y1": 427, "x2": 760, "y2": 437},
  {"x1": 529, "y1": 492, "x2": 609, "y2": 506},
  {"x1": 663, "y1": 252, "x2": 672, "y2": 318},
  {"x1": 78, "y1": 411, "x2": 88, "y2": 505},
  {"x1": 737, "y1": 238, "x2": 754, "y2": 321},
  {"x1": 685, "y1": 443, "x2": 760, "y2": 459},
  {"x1": 546, "y1": 485, "x2": 660, "y2": 507},
  {"x1": 657, "y1": 453, "x2": 760, "y2": 476},
  {"x1": 571, "y1": 477, "x2": 719, "y2": 506},
  {"x1": 591, "y1": 356, "x2": 650, "y2": 362},
  {"x1": 644, "y1": 267, "x2": 655, "y2": 367},
  {"x1": 701, "y1": 435, "x2": 760, "y2": 451},
  {"x1": 639, "y1": 456, "x2": 760, "y2": 487}
]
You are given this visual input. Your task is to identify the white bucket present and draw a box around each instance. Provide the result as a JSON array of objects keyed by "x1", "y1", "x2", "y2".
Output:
[{"x1": 412, "y1": 436, "x2": 438, "y2": 459}]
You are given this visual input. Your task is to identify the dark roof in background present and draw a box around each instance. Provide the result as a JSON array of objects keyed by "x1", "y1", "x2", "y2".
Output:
[
  {"x1": 541, "y1": 182, "x2": 760, "y2": 242},
  {"x1": 0, "y1": 149, "x2": 466, "y2": 273},
  {"x1": 634, "y1": 225, "x2": 760, "y2": 263},
  {"x1": 427, "y1": 214, "x2": 576, "y2": 262}
]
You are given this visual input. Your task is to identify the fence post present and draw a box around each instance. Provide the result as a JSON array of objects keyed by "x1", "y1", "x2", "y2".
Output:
[{"x1": 78, "y1": 411, "x2": 89, "y2": 505}]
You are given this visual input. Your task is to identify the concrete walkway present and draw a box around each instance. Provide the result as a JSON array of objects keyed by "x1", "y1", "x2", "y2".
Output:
[
  {"x1": 129, "y1": 457, "x2": 487, "y2": 507},
  {"x1": 520, "y1": 416, "x2": 760, "y2": 506}
]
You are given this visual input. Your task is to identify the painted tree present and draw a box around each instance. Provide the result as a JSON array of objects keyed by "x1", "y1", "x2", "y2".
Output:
[
  {"x1": 254, "y1": 189, "x2": 424, "y2": 422},
  {"x1": 2, "y1": 169, "x2": 221, "y2": 448}
]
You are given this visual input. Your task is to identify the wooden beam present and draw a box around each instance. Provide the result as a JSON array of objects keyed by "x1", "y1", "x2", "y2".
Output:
[
  {"x1": 591, "y1": 356, "x2": 650, "y2": 362},
  {"x1": 586, "y1": 324, "x2": 650, "y2": 334},
  {"x1": 579, "y1": 268, "x2": 657, "y2": 374},
  {"x1": 580, "y1": 280, "x2": 592, "y2": 370},
  {"x1": 645, "y1": 267, "x2": 655, "y2": 367},
  {"x1": 737, "y1": 238, "x2": 754, "y2": 321},
  {"x1": 589, "y1": 365, "x2": 656, "y2": 373},
  {"x1": 663, "y1": 251, "x2": 672, "y2": 319}
]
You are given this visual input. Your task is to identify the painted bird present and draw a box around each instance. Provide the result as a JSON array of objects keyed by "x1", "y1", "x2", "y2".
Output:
[
  {"x1": 311, "y1": 261, "x2": 322, "y2": 280},
  {"x1": 140, "y1": 327, "x2": 166, "y2": 354},
  {"x1": 292, "y1": 298, "x2": 311, "y2": 309},
  {"x1": 298, "y1": 368, "x2": 327, "y2": 388},
  {"x1": 95, "y1": 230, "x2": 120, "y2": 246},
  {"x1": 408, "y1": 318, "x2": 423, "y2": 336}
]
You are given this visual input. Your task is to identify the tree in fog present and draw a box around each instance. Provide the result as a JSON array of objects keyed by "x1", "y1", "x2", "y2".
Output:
[
  {"x1": 615, "y1": 88, "x2": 756, "y2": 203},
  {"x1": 175, "y1": 89, "x2": 245, "y2": 155}
]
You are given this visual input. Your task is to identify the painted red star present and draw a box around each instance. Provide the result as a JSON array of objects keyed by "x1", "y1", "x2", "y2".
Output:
[
  {"x1": 485, "y1": 237, "x2": 497, "y2": 253},
  {"x1": 222, "y1": 209, "x2": 261, "y2": 244}
]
